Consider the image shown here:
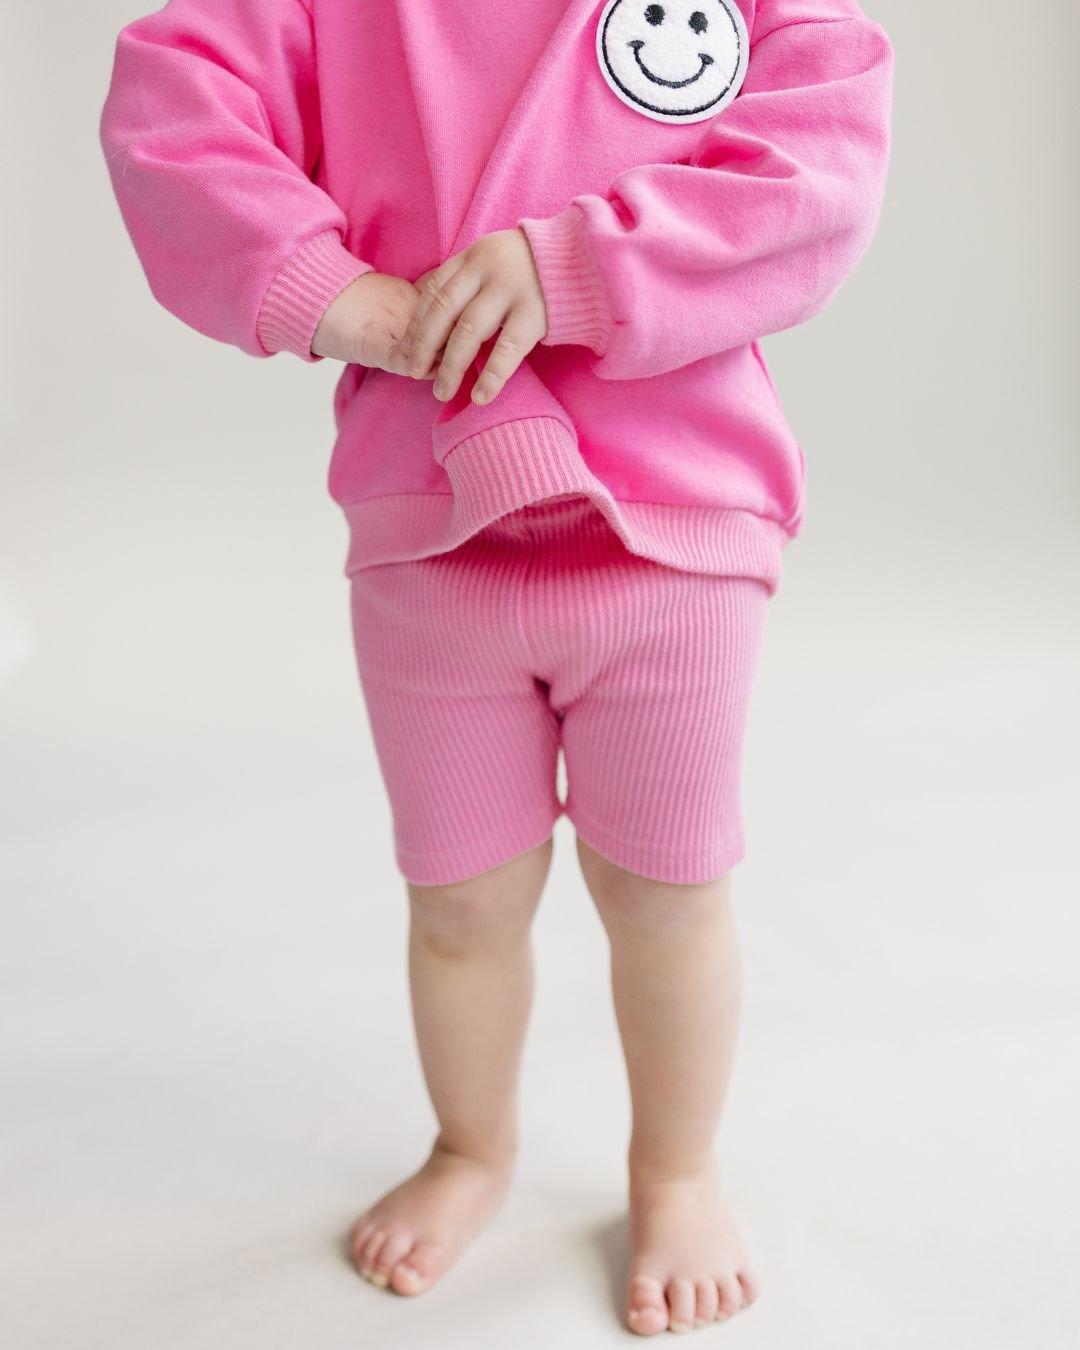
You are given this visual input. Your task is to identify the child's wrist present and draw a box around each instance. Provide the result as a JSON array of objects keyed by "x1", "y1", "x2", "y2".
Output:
[{"x1": 257, "y1": 230, "x2": 376, "y2": 363}]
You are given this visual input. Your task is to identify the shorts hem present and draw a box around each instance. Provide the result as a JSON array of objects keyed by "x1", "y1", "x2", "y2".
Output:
[
  {"x1": 566, "y1": 804, "x2": 745, "y2": 885},
  {"x1": 395, "y1": 807, "x2": 563, "y2": 887}
]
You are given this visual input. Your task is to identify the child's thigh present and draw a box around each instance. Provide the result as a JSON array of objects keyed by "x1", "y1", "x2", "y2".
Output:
[
  {"x1": 556, "y1": 569, "x2": 771, "y2": 887},
  {"x1": 347, "y1": 554, "x2": 563, "y2": 887}
]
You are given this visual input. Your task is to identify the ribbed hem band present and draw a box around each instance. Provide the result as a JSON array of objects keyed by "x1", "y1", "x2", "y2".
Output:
[
  {"x1": 256, "y1": 229, "x2": 375, "y2": 363},
  {"x1": 338, "y1": 415, "x2": 792, "y2": 593}
]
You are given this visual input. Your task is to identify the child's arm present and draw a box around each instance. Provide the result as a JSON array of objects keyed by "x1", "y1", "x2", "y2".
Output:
[
  {"x1": 99, "y1": 0, "x2": 373, "y2": 364},
  {"x1": 517, "y1": 0, "x2": 895, "y2": 382}
]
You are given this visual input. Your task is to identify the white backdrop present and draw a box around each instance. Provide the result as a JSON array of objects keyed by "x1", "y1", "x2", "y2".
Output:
[{"x1": 3, "y1": 2, "x2": 1078, "y2": 1347}]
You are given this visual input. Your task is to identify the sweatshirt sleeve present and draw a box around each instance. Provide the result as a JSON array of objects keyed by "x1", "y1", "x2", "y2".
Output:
[
  {"x1": 516, "y1": 0, "x2": 894, "y2": 381},
  {"x1": 98, "y1": 0, "x2": 375, "y2": 363}
]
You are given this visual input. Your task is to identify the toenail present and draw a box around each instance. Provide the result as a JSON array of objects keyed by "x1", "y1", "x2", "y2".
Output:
[
  {"x1": 694, "y1": 1320, "x2": 709, "y2": 1328},
  {"x1": 629, "y1": 1310, "x2": 663, "y2": 1330},
  {"x1": 369, "y1": 1271, "x2": 389, "y2": 1288},
  {"x1": 670, "y1": 1321, "x2": 692, "y2": 1333}
]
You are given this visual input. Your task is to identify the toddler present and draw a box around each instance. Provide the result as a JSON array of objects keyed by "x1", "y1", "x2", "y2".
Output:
[{"x1": 100, "y1": 0, "x2": 894, "y2": 1334}]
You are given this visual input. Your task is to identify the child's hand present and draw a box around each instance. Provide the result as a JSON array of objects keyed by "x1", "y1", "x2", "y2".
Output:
[
  {"x1": 401, "y1": 228, "x2": 549, "y2": 406},
  {"x1": 311, "y1": 271, "x2": 441, "y2": 376}
]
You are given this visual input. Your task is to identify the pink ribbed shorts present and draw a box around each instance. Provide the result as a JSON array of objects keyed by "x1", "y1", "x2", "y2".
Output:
[{"x1": 347, "y1": 494, "x2": 770, "y2": 887}]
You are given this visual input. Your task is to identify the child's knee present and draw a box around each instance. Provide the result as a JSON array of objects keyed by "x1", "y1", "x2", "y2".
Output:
[
  {"x1": 406, "y1": 838, "x2": 552, "y2": 955},
  {"x1": 577, "y1": 835, "x2": 732, "y2": 934}
]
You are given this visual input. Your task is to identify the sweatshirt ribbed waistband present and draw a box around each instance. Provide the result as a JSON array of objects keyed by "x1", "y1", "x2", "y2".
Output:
[
  {"x1": 336, "y1": 415, "x2": 797, "y2": 595},
  {"x1": 475, "y1": 492, "x2": 603, "y2": 539}
]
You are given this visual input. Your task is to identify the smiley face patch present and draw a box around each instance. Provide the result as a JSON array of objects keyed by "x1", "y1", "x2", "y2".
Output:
[{"x1": 595, "y1": 0, "x2": 750, "y2": 124}]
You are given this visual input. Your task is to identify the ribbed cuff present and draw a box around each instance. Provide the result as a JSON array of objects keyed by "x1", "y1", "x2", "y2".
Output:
[
  {"x1": 516, "y1": 206, "x2": 611, "y2": 353},
  {"x1": 256, "y1": 229, "x2": 375, "y2": 363}
]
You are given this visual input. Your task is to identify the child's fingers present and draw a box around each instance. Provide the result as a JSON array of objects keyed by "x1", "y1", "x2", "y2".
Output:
[
  {"x1": 432, "y1": 295, "x2": 511, "y2": 403},
  {"x1": 391, "y1": 345, "x2": 440, "y2": 380},
  {"x1": 469, "y1": 315, "x2": 537, "y2": 405},
  {"x1": 403, "y1": 254, "x2": 468, "y2": 360},
  {"x1": 407, "y1": 283, "x2": 480, "y2": 382}
]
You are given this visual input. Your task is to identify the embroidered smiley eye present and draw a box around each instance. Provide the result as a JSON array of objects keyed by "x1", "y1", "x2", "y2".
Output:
[
  {"x1": 596, "y1": 0, "x2": 749, "y2": 125},
  {"x1": 643, "y1": 6, "x2": 709, "y2": 34}
]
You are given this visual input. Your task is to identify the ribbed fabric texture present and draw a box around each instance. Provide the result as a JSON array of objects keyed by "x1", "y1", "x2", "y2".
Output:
[
  {"x1": 341, "y1": 414, "x2": 793, "y2": 593},
  {"x1": 98, "y1": 0, "x2": 895, "y2": 590},
  {"x1": 255, "y1": 229, "x2": 375, "y2": 363},
  {"x1": 348, "y1": 495, "x2": 769, "y2": 886},
  {"x1": 516, "y1": 204, "x2": 611, "y2": 352}
]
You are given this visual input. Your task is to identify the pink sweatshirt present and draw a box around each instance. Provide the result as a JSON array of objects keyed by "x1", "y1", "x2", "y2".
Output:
[{"x1": 99, "y1": 0, "x2": 894, "y2": 593}]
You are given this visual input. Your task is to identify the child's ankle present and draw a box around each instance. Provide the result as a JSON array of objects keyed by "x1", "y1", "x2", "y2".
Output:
[
  {"x1": 431, "y1": 1131, "x2": 518, "y2": 1173},
  {"x1": 627, "y1": 1143, "x2": 718, "y2": 1184}
]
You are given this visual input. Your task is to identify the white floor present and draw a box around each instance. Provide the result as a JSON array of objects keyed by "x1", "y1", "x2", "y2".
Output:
[{"x1": 2, "y1": 517, "x2": 1078, "y2": 1350}]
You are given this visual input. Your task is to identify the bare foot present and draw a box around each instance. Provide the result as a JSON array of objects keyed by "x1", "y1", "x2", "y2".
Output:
[
  {"x1": 625, "y1": 1153, "x2": 761, "y2": 1335},
  {"x1": 348, "y1": 1139, "x2": 515, "y2": 1296}
]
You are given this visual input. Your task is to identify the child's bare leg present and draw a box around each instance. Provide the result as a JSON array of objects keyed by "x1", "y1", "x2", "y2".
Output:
[
  {"x1": 350, "y1": 836, "x2": 552, "y2": 1295},
  {"x1": 577, "y1": 836, "x2": 761, "y2": 1336}
]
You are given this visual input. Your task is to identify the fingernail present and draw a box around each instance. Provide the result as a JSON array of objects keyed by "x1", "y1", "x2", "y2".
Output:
[
  {"x1": 401, "y1": 337, "x2": 412, "y2": 355},
  {"x1": 433, "y1": 383, "x2": 446, "y2": 399},
  {"x1": 472, "y1": 386, "x2": 488, "y2": 404}
]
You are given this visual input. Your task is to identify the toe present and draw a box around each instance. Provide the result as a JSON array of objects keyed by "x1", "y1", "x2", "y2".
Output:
[
  {"x1": 359, "y1": 1230, "x2": 390, "y2": 1284},
  {"x1": 389, "y1": 1240, "x2": 445, "y2": 1296},
  {"x1": 353, "y1": 1225, "x2": 379, "y2": 1273},
  {"x1": 667, "y1": 1277, "x2": 697, "y2": 1333},
  {"x1": 627, "y1": 1273, "x2": 668, "y2": 1336},
  {"x1": 349, "y1": 1215, "x2": 373, "y2": 1247},
  {"x1": 737, "y1": 1266, "x2": 761, "y2": 1308},
  {"x1": 715, "y1": 1273, "x2": 743, "y2": 1320},
  {"x1": 694, "y1": 1277, "x2": 720, "y2": 1326},
  {"x1": 372, "y1": 1228, "x2": 415, "y2": 1283},
  {"x1": 349, "y1": 1220, "x2": 375, "y2": 1261}
]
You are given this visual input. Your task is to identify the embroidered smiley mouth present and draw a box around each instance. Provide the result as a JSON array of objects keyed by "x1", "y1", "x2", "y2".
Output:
[{"x1": 628, "y1": 39, "x2": 714, "y2": 88}]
